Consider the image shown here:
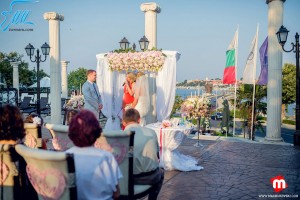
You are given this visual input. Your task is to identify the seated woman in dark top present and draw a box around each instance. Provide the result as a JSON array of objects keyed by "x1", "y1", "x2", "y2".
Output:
[{"x1": 0, "y1": 104, "x2": 38, "y2": 199}]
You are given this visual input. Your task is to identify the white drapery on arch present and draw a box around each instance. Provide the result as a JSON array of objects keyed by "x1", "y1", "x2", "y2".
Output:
[{"x1": 96, "y1": 50, "x2": 180, "y2": 130}]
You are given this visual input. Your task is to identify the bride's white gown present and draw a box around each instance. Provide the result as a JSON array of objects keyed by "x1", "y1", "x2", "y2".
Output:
[{"x1": 134, "y1": 75, "x2": 150, "y2": 126}]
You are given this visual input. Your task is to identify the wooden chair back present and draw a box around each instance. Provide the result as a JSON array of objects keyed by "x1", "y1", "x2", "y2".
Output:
[
  {"x1": 95, "y1": 130, "x2": 154, "y2": 199},
  {"x1": 24, "y1": 123, "x2": 42, "y2": 149},
  {"x1": 15, "y1": 144, "x2": 77, "y2": 200},
  {"x1": 0, "y1": 144, "x2": 19, "y2": 200},
  {"x1": 45, "y1": 123, "x2": 74, "y2": 151}
]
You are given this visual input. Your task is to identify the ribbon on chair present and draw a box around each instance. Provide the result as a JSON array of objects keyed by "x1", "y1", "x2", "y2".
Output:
[{"x1": 159, "y1": 128, "x2": 163, "y2": 158}]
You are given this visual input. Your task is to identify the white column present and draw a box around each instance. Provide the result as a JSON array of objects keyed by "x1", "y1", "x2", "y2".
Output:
[
  {"x1": 11, "y1": 61, "x2": 20, "y2": 103},
  {"x1": 61, "y1": 61, "x2": 69, "y2": 99},
  {"x1": 265, "y1": 0, "x2": 285, "y2": 142},
  {"x1": 141, "y1": 3, "x2": 160, "y2": 124},
  {"x1": 11, "y1": 61, "x2": 20, "y2": 91},
  {"x1": 140, "y1": 2, "x2": 160, "y2": 49},
  {"x1": 44, "y1": 12, "x2": 64, "y2": 124}
]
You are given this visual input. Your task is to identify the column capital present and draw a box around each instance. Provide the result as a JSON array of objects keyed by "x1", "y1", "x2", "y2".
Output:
[
  {"x1": 44, "y1": 12, "x2": 64, "y2": 21},
  {"x1": 10, "y1": 61, "x2": 21, "y2": 67},
  {"x1": 140, "y1": 2, "x2": 161, "y2": 13},
  {"x1": 61, "y1": 60, "x2": 70, "y2": 65},
  {"x1": 266, "y1": 0, "x2": 286, "y2": 4}
]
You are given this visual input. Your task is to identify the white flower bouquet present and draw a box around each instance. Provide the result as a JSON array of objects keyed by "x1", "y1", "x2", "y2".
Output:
[
  {"x1": 181, "y1": 97, "x2": 211, "y2": 119},
  {"x1": 106, "y1": 51, "x2": 166, "y2": 72},
  {"x1": 64, "y1": 95, "x2": 85, "y2": 110}
]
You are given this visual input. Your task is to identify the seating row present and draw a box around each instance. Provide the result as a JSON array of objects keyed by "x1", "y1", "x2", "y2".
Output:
[{"x1": 1, "y1": 125, "x2": 155, "y2": 199}]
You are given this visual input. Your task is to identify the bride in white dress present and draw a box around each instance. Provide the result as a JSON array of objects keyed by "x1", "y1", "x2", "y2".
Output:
[{"x1": 132, "y1": 72, "x2": 150, "y2": 126}]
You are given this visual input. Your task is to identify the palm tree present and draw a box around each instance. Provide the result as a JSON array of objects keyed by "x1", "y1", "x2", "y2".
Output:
[{"x1": 236, "y1": 84, "x2": 267, "y2": 140}]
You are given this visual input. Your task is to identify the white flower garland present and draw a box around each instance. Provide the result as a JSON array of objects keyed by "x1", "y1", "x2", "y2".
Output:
[{"x1": 106, "y1": 51, "x2": 166, "y2": 72}]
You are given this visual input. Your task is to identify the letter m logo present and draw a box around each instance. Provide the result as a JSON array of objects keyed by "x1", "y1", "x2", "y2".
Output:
[{"x1": 270, "y1": 175, "x2": 288, "y2": 193}]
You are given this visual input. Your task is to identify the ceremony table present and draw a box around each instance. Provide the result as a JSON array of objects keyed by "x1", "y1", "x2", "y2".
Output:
[{"x1": 145, "y1": 122, "x2": 203, "y2": 171}]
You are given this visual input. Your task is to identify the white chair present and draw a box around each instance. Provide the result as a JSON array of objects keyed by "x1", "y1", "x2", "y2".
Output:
[
  {"x1": 45, "y1": 123, "x2": 74, "y2": 151},
  {"x1": 94, "y1": 130, "x2": 156, "y2": 199},
  {"x1": 24, "y1": 123, "x2": 42, "y2": 149},
  {"x1": 0, "y1": 144, "x2": 39, "y2": 200},
  {"x1": 0, "y1": 144, "x2": 20, "y2": 200},
  {"x1": 15, "y1": 144, "x2": 77, "y2": 200}
]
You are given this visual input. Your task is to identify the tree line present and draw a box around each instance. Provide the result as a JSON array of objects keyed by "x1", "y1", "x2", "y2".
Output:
[{"x1": 0, "y1": 52, "x2": 87, "y2": 95}]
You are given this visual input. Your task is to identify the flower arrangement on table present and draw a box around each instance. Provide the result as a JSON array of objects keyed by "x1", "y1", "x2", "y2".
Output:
[
  {"x1": 106, "y1": 50, "x2": 166, "y2": 72},
  {"x1": 181, "y1": 97, "x2": 212, "y2": 119},
  {"x1": 64, "y1": 95, "x2": 85, "y2": 110},
  {"x1": 181, "y1": 97, "x2": 212, "y2": 132}
]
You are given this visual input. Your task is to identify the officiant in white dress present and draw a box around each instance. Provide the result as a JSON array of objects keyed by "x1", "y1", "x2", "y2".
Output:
[{"x1": 131, "y1": 72, "x2": 150, "y2": 126}]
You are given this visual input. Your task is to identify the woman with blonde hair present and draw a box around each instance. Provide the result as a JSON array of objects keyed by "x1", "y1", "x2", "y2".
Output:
[
  {"x1": 131, "y1": 72, "x2": 150, "y2": 126},
  {"x1": 122, "y1": 72, "x2": 137, "y2": 110}
]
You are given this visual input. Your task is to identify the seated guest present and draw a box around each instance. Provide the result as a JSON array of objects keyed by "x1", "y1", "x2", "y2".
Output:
[
  {"x1": 67, "y1": 110, "x2": 122, "y2": 200},
  {"x1": 0, "y1": 105, "x2": 25, "y2": 144},
  {"x1": 66, "y1": 109, "x2": 79, "y2": 125},
  {"x1": 24, "y1": 113, "x2": 44, "y2": 125},
  {"x1": 122, "y1": 108, "x2": 164, "y2": 200},
  {"x1": 0, "y1": 105, "x2": 38, "y2": 199},
  {"x1": 24, "y1": 113, "x2": 47, "y2": 149}
]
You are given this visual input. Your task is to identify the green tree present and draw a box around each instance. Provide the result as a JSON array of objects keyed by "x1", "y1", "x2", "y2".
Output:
[
  {"x1": 236, "y1": 84, "x2": 267, "y2": 139},
  {"x1": 0, "y1": 52, "x2": 48, "y2": 88},
  {"x1": 282, "y1": 63, "x2": 296, "y2": 119},
  {"x1": 171, "y1": 95, "x2": 184, "y2": 116},
  {"x1": 68, "y1": 67, "x2": 87, "y2": 94}
]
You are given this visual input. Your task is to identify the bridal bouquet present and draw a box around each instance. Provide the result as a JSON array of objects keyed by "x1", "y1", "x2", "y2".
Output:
[
  {"x1": 64, "y1": 95, "x2": 85, "y2": 110},
  {"x1": 106, "y1": 51, "x2": 166, "y2": 72},
  {"x1": 181, "y1": 97, "x2": 211, "y2": 119}
]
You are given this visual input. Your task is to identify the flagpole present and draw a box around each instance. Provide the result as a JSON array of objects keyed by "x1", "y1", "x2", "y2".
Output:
[
  {"x1": 250, "y1": 24, "x2": 259, "y2": 140},
  {"x1": 233, "y1": 25, "x2": 239, "y2": 136}
]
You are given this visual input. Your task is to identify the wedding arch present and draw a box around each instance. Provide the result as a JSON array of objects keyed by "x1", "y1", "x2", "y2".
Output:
[{"x1": 96, "y1": 50, "x2": 180, "y2": 130}]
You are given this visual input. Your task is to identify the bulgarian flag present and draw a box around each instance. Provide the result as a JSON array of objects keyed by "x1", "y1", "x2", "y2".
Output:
[{"x1": 223, "y1": 29, "x2": 238, "y2": 84}]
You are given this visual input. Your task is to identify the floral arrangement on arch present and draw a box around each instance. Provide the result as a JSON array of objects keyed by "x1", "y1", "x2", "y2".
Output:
[
  {"x1": 64, "y1": 95, "x2": 85, "y2": 110},
  {"x1": 181, "y1": 97, "x2": 211, "y2": 119},
  {"x1": 106, "y1": 51, "x2": 166, "y2": 72}
]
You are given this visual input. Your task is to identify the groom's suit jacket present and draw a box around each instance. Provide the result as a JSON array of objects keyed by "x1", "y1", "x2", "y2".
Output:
[{"x1": 82, "y1": 80, "x2": 102, "y2": 117}]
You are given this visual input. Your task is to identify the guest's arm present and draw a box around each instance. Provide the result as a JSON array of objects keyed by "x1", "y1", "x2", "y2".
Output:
[{"x1": 113, "y1": 184, "x2": 120, "y2": 199}]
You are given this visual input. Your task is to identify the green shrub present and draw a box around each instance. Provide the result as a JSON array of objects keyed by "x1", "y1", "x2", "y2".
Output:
[{"x1": 282, "y1": 119, "x2": 296, "y2": 125}]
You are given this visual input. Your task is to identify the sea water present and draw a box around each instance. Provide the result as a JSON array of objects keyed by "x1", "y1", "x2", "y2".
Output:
[{"x1": 175, "y1": 88, "x2": 295, "y2": 117}]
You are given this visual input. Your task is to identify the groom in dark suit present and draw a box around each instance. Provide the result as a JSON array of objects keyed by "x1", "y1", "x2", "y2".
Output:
[{"x1": 82, "y1": 69, "x2": 103, "y2": 118}]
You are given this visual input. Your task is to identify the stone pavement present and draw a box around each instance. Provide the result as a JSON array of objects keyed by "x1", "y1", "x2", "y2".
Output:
[{"x1": 157, "y1": 136, "x2": 300, "y2": 200}]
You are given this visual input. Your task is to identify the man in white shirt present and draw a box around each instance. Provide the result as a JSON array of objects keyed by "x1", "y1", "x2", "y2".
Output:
[
  {"x1": 123, "y1": 108, "x2": 164, "y2": 200},
  {"x1": 82, "y1": 69, "x2": 103, "y2": 118}
]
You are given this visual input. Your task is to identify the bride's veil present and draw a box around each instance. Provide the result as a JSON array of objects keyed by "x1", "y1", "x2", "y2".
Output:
[{"x1": 135, "y1": 73, "x2": 150, "y2": 109}]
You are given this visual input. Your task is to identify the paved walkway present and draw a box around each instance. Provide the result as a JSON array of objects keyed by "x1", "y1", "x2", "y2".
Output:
[{"x1": 158, "y1": 136, "x2": 300, "y2": 200}]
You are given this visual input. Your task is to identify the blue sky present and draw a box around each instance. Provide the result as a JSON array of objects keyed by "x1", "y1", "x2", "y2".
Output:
[{"x1": 0, "y1": 0, "x2": 299, "y2": 82}]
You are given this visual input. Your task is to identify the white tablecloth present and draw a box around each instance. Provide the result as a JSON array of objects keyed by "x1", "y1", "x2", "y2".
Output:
[{"x1": 146, "y1": 122, "x2": 203, "y2": 171}]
